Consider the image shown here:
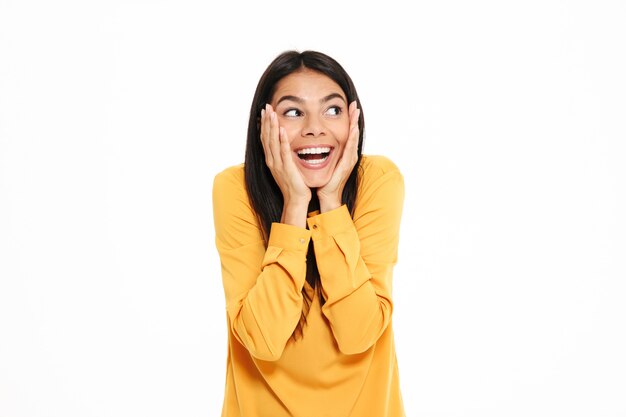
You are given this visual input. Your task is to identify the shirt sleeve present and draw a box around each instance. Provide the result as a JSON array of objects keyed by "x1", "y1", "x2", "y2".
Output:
[
  {"x1": 212, "y1": 168, "x2": 311, "y2": 361},
  {"x1": 306, "y1": 164, "x2": 404, "y2": 354}
]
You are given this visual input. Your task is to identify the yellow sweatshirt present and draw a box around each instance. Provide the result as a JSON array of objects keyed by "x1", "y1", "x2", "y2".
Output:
[{"x1": 212, "y1": 155, "x2": 406, "y2": 417}]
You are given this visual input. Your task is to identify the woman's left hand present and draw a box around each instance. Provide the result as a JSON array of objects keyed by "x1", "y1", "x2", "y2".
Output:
[{"x1": 317, "y1": 101, "x2": 360, "y2": 213}]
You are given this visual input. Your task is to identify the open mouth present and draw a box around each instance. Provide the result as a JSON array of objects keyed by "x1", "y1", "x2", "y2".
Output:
[{"x1": 296, "y1": 146, "x2": 332, "y2": 165}]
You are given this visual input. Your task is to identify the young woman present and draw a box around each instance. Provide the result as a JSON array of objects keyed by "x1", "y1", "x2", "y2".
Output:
[{"x1": 212, "y1": 50, "x2": 406, "y2": 416}]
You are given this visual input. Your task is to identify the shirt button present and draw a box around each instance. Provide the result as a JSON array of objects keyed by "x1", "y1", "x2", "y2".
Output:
[
  {"x1": 312, "y1": 224, "x2": 318, "y2": 229},
  {"x1": 299, "y1": 238, "x2": 305, "y2": 244}
]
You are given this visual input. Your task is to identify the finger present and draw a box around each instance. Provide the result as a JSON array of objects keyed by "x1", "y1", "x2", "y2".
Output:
[
  {"x1": 350, "y1": 108, "x2": 360, "y2": 141},
  {"x1": 343, "y1": 107, "x2": 360, "y2": 168},
  {"x1": 351, "y1": 108, "x2": 360, "y2": 146},
  {"x1": 279, "y1": 126, "x2": 292, "y2": 162},
  {"x1": 267, "y1": 105, "x2": 282, "y2": 168},
  {"x1": 349, "y1": 101, "x2": 359, "y2": 131},
  {"x1": 260, "y1": 105, "x2": 273, "y2": 166}
]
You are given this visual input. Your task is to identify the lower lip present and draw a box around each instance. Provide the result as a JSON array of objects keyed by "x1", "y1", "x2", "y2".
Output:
[{"x1": 295, "y1": 149, "x2": 334, "y2": 170}]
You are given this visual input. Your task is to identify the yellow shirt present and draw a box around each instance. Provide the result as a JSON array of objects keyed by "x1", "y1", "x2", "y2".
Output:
[{"x1": 212, "y1": 155, "x2": 406, "y2": 417}]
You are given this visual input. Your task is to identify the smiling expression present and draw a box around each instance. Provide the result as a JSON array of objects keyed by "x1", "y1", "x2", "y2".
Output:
[{"x1": 270, "y1": 69, "x2": 350, "y2": 188}]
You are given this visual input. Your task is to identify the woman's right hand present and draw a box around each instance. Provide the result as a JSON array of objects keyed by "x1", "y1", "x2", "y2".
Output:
[{"x1": 260, "y1": 104, "x2": 311, "y2": 226}]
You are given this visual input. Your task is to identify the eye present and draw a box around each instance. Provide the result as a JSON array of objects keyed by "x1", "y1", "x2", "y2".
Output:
[
  {"x1": 283, "y1": 108, "x2": 302, "y2": 117},
  {"x1": 324, "y1": 105, "x2": 343, "y2": 116}
]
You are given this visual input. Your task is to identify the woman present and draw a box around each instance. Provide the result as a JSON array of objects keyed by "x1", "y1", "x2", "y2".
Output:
[{"x1": 212, "y1": 50, "x2": 406, "y2": 416}]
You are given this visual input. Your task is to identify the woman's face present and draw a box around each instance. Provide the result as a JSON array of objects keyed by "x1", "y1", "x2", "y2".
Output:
[{"x1": 270, "y1": 69, "x2": 350, "y2": 189}]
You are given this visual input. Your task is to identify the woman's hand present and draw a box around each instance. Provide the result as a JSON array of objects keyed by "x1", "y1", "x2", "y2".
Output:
[
  {"x1": 317, "y1": 101, "x2": 360, "y2": 213},
  {"x1": 260, "y1": 104, "x2": 311, "y2": 227}
]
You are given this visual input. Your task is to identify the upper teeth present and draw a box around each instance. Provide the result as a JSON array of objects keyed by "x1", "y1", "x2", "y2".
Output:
[{"x1": 297, "y1": 147, "x2": 331, "y2": 155}]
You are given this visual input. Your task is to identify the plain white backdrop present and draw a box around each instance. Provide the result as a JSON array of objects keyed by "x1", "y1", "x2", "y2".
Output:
[{"x1": 1, "y1": 0, "x2": 625, "y2": 416}]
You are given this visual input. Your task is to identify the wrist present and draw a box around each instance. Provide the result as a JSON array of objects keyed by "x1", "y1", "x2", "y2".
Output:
[
  {"x1": 281, "y1": 198, "x2": 310, "y2": 228},
  {"x1": 318, "y1": 193, "x2": 342, "y2": 213}
]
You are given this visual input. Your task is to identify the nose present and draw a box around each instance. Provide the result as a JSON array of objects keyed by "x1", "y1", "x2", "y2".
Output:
[{"x1": 301, "y1": 113, "x2": 326, "y2": 138}]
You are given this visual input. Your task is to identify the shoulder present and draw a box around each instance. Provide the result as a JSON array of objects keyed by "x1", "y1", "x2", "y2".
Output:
[
  {"x1": 213, "y1": 163, "x2": 245, "y2": 189},
  {"x1": 354, "y1": 155, "x2": 404, "y2": 213},
  {"x1": 358, "y1": 154, "x2": 403, "y2": 188},
  {"x1": 212, "y1": 163, "x2": 263, "y2": 247},
  {"x1": 212, "y1": 163, "x2": 250, "y2": 216}
]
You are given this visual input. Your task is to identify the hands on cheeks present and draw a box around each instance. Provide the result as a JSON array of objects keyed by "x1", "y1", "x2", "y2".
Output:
[
  {"x1": 317, "y1": 101, "x2": 360, "y2": 213},
  {"x1": 260, "y1": 101, "x2": 360, "y2": 226}
]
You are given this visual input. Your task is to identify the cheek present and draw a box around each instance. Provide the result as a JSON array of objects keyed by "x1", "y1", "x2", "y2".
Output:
[
  {"x1": 335, "y1": 125, "x2": 350, "y2": 147},
  {"x1": 278, "y1": 120, "x2": 300, "y2": 146}
]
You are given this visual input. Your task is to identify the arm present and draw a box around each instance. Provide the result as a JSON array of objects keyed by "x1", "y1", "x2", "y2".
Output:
[
  {"x1": 307, "y1": 163, "x2": 404, "y2": 354},
  {"x1": 212, "y1": 168, "x2": 311, "y2": 361}
]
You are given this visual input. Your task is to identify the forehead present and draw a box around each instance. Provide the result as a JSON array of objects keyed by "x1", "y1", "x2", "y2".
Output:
[{"x1": 272, "y1": 69, "x2": 346, "y2": 102}]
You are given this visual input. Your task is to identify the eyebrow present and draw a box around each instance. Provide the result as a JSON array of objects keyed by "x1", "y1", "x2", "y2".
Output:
[{"x1": 275, "y1": 93, "x2": 347, "y2": 106}]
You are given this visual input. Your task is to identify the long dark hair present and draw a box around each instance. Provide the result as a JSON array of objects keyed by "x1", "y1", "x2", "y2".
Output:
[{"x1": 244, "y1": 50, "x2": 365, "y2": 340}]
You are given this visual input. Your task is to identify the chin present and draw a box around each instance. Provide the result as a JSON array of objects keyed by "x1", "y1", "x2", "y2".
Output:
[{"x1": 301, "y1": 171, "x2": 333, "y2": 189}]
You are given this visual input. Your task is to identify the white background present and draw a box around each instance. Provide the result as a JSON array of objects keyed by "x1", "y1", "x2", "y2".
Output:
[{"x1": 1, "y1": 1, "x2": 625, "y2": 416}]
